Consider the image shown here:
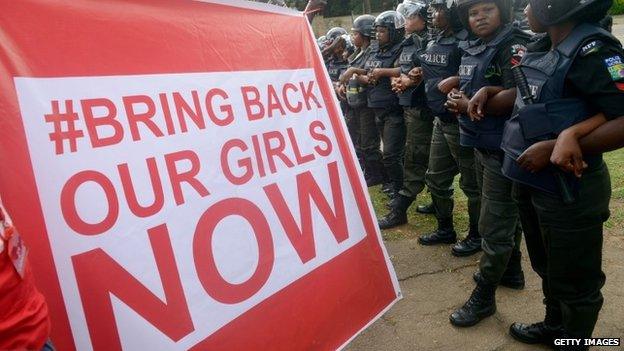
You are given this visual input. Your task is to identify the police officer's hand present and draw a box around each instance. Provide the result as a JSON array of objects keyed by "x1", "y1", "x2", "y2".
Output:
[
  {"x1": 356, "y1": 73, "x2": 372, "y2": 86},
  {"x1": 517, "y1": 140, "x2": 555, "y2": 173},
  {"x1": 399, "y1": 75, "x2": 413, "y2": 92},
  {"x1": 339, "y1": 68, "x2": 354, "y2": 85},
  {"x1": 304, "y1": 0, "x2": 326, "y2": 14},
  {"x1": 391, "y1": 77, "x2": 402, "y2": 93},
  {"x1": 445, "y1": 89, "x2": 468, "y2": 114},
  {"x1": 408, "y1": 67, "x2": 423, "y2": 82},
  {"x1": 369, "y1": 68, "x2": 383, "y2": 84},
  {"x1": 551, "y1": 131, "x2": 588, "y2": 177},
  {"x1": 336, "y1": 84, "x2": 347, "y2": 101},
  {"x1": 468, "y1": 87, "x2": 489, "y2": 121},
  {"x1": 438, "y1": 76, "x2": 460, "y2": 94}
]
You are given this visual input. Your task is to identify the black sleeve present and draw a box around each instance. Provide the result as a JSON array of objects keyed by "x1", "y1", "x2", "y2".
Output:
[
  {"x1": 566, "y1": 42, "x2": 624, "y2": 120},
  {"x1": 495, "y1": 39, "x2": 528, "y2": 89}
]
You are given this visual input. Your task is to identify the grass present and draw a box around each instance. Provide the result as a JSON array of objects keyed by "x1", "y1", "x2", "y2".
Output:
[
  {"x1": 371, "y1": 148, "x2": 624, "y2": 241},
  {"x1": 610, "y1": 0, "x2": 624, "y2": 15},
  {"x1": 604, "y1": 149, "x2": 624, "y2": 231}
]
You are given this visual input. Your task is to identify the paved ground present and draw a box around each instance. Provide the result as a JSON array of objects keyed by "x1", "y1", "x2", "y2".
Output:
[{"x1": 344, "y1": 16, "x2": 624, "y2": 351}]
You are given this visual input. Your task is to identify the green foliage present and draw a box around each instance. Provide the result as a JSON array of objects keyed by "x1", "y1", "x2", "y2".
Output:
[
  {"x1": 610, "y1": 0, "x2": 624, "y2": 15},
  {"x1": 287, "y1": 0, "x2": 624, "y2": 17}
]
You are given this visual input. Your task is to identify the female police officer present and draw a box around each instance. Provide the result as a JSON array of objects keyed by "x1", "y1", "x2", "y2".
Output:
[
  {"x1": 358, "y1": 11, "x2": 407, "y2": 198},
  {"x1": 377, "y1": 0, "x2": 433, "y2": 229},
  {"x1": 493, "y1": 0, "x2": 624, "y2": 348},
  {"x1": 445, "y1": 0, "x2": 531, "y2": 327},
  {"x1": 339, "y1": 15, "x2": 386, "y2": 187},
  {"x1": 415, "y1": 0, "x2": 483, "y2": 258}
]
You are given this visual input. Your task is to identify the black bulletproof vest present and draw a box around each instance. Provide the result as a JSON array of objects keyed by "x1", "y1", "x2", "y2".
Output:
[
  {"x1": 420, "y1": 33, "x2": 463, "y2": 122},
  {"x1": 398, "y1": 34, "x2": 427, "y2": 107},
  {"x1": 501, "y1": 23, "x2": 620, "y2": 194},
  {"x1": 365, "y1": 41, "x2": 403, "y2": 109},
  {"x1": 346, "y1": 46, "x2": 372, "y2": 108},
  {"x1": 458, "y1": 25, "x2": 519, "y2": 149},
  {"x1": 327, "y1": 58, "x2": 349, "y2": 82}
]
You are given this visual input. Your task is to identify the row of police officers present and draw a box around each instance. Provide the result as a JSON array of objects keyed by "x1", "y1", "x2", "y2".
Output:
[{"x1": 320, "y1": 0, "x2": 624, "y2": 349}]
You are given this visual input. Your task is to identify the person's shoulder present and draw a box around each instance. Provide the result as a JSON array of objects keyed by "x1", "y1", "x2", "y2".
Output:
[
  {"x1": 391, "y1": 40, "x2": 405, "y2": 53},
  {"x1": 573, "y1": 39, "x2": 624, "y2": 82},
  {"x1": 577, "y1": 37, "x2": 622, "y2": 59},
  {"x1": 497, "y1": 35, "x2": 528, "y2": 66},
  {"x1": 508, "y1": 27, "x2": 532, "y2": 45}
]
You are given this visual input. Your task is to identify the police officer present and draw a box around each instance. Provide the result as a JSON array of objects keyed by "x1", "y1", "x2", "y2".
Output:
[
  {"x1": 445, "y1": 0, "x2": 530, "y2": 327},
  {"x1": 322, "y1": 27, "x2": 348, "y2": 62},
  {"x1": 414, "y1": 0, "x2": 482, "y2": 257},
  {"x1": 494, "y1": 0, "x2": 624, "y2": 348},
  {"x1": 339, "y1": 15, "x2": 386, "y2": 186},
  {"x1": 325, "y1": 27, "x2": 351, "y2": 130},
  {"x1": 377, "y1": 0, "x2": 433, "y2": 229},
  {"x1": 359, "y1": 11, "x2": 407, "y2": 198},
  {"x1": 317, "y1": 35, "x2": 328, "y2": 50}
]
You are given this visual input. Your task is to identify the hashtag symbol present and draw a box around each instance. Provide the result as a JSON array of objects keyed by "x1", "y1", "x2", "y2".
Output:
[{"x1": 44, "y1": 100, "x2": 84, "y2": 155}]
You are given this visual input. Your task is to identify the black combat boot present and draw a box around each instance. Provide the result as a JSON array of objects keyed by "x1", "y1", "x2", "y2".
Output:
[
  {"x1": 366, "y1": 175, "x2": 384, "y2": 187},
  {"x1": 451, "y1": 224, "x2": 482, "y2": 257},
  {"x1": 378, "y1": 195, "x2": 413, "y2": 229},
  {"x1": 416, "y1": 202, "x2": 435, "y2": 215},
  {"x1": 509, "y1": 299, "x2": 563, "y2": 346},
  {"x1": 381, "y1": 182, "x2": 395, "y2": 196},
  {"x1": 418, "y1": 217, "x2": 457, "y2": 245},
  {"x1": 450, "y1": 276, "x2": 496, "y2": 327},
  {"x1": 473, "y1": 250, "x2": 525, "y2": 289},
  {"x1": 385, "y1": 194, "x2": 401, "y2": 210}
]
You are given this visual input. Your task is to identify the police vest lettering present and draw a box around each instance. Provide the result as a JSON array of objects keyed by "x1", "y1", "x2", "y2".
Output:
[
  {"x1": 500, "y1": 23, "x2": 620, "y2": 194},
  {"x1": 366, "y1": 42, "x2": 403, "y2": 108},
  {"x1": 420, "y1": 34, "x2": 462, "y2": 121},
  {"x1": 421, "y1": 52, "x2": 449, "y2": 66},
  {"x1": 458, "y1": 64, "x2": 475, "y2": 77},
  {"x1": 364, "y1": 60, "x2": 382, "y2": 70},
  {"x1": 398, "y1": 36, "x2": 426, "y2": 107}
]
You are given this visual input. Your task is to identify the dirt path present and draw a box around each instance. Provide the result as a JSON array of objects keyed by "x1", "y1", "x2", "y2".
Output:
[{"x1": 345, "y1": 224, "x2": 623, "y2": 351}]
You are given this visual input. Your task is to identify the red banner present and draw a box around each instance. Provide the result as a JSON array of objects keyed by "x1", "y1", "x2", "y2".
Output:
[{"x1": 0, "y1": 1, "x2": 400, "y2": 350}]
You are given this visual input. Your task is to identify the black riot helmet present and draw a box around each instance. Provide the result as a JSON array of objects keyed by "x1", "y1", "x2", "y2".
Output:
[
  {"x1": 317, "y1": 35, "x2": 328, "y2": 49},
  {"x1": 342, "y1": 34, "x2": 355, "y2": 56},
  {"x1": 374, "y1": 10, "x2": 407, "y2": 45},
  {"x1": 429, "y1": 0, "x2": 465, "y2": 32},
  {"x1": 456, "y1": 0, "x2": 513, "y2": 29},
  {"x1": 326, "y1": 27, "x2": 348, "y2": 41},
  {"x1": 352, "y1": 14, "x2": 376, "y2": 38},
  {"x1": 397, "y1": 0, "x2": 429, "y2": 20},
  {"x1": 528, "y1": 0, "x2": 613, "y2": 26}
]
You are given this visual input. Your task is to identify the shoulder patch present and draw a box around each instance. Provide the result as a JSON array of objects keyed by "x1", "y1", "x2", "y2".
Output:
[
  {"x1": 510, "y1": 44, "x2": 527, "y2": 66},
  {"x1": 604, "y1": 55, "x2": 624, "y2": 81},
  {"x1": 580, "y1": 40, "x2": 604, "y2": 57}
]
